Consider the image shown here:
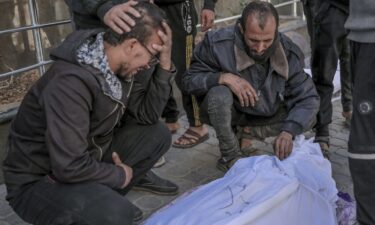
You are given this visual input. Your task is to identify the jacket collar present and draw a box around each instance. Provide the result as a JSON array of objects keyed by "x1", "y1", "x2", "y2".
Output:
[{"x1": 234, "y1": 27, "x2": 289, "y2": 79}]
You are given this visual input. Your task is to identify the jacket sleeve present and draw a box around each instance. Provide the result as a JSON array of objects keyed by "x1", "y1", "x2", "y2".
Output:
[
  {"x1": 154, "y1": 0, "x2": 186, "y2": 4},
  {"x1": 203, "y1": 0, "x2": 217, "y2": 11},
  {"x1": 43, "y1": 73, "x2": 125, "y2": 189},
  {"x1": 67, "y1": 0, "x2": 114, "y2": 21},
  {"x1": 182, "y1": 33, "x2": 222, "y2": 96},
  {"x1": 125, "y1": 65, "x2": 176, "y2": 124},
  {"x1": 281, "y1": 48, "x2": 320, "y2": 136},
  {"x1": 154, "y1": 0, "x2": 216, "y2": 11}
]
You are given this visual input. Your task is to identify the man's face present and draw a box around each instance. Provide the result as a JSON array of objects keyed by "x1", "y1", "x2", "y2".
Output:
[
  {"x1": 241, "y1": 14, "x2": 277, "y2": 57},
  {"x1": 116, "y1": 31, "x2": 161, "y2": 79}
]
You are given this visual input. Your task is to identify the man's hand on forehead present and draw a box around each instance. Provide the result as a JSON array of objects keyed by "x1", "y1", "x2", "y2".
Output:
[{"x1": 151, "y1": 21, "x2": 173, "y2": 71}]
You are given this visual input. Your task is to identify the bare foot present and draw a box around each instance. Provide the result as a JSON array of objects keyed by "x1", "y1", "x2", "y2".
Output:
[
  {"x1": 241, "y1": 137, "x2": 252, "y2": 149},
  {"x1": 165, "y1": 121, "x2": 180, "y2": 134},
  {"x1": 342, "y1": 111, "x2": 352, "y2": 119},
  {"x1": 240, "y1": 126, "x2": 253, "y2": 149},
  {"x1": 342, "y1": 111, "x2": 352, "y2": 127}
]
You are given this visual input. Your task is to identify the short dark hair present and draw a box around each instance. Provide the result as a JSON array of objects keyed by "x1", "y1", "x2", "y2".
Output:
[
  {"x1": 240, "y1": 1, "x2": 279, "y2": 30},
  {"x1": 103, "y1": 2, "x2": 167, "y2": 46}
]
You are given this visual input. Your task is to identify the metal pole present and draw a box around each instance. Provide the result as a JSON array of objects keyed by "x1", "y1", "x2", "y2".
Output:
[
  {"x1": 0, "y1": 61, "x2": 53, "y2": 79},
  {"x1": 28, "y1": 0, "x2": 45, "y2": 76},
  {"x1": 0, "y1": 20, "x2": 71, "y2": 36},
  {"x1": 293, "y1": 0, "x2": 298, "y2": 18}
]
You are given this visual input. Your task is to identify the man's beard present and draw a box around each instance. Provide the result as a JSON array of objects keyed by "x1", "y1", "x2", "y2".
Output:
[
  {"x1": 117, "y1": 63, "x2": 134, "y2": 81},
  {"x1": 246, "y1": 32, "x2": 279, "y2": 62}
]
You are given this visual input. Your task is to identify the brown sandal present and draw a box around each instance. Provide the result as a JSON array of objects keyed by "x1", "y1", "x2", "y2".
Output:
[{"x1": 172, "y1": 129, "x2": 209, "y2": 149}]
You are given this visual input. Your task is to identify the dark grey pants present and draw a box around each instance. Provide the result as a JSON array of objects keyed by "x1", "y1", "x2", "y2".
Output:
[
  {"x1": 348, "y1": 41, "x2": 375, "y2": 225},
  {"x1": 200, "y1": 86, "x2": 286, "y2": 160},
  {"x1": 8, "y1": 120, "x2": 171, "y2": 225},
  {"x1": 303, "y1": 1, "x2": 352, "y2": 143},
  {"x1": 159, "y1": 1, "x2": 203, "y2": 127}
]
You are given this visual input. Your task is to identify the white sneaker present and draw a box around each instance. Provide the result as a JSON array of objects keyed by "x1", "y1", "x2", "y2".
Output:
[{"x1": 153, "y1": 156, "x2": 166, "y2": 168}]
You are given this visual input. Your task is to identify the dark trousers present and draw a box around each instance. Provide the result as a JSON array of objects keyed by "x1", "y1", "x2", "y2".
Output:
[
  {"x1": 348, "y1": 41, "x2": 375, "y2": 225},
  {"x1": 199, "y1": 86, "x2": 287, "y2": 160},
  {"x1": 303, "y1": 1, "x2": 352, "y2": 142},
  {"x1": 8, "y1": 120, "x2": 171, "y2": 225},
  {"x1": 159, "y1": 1, "x2": 203, "y2": 126}
]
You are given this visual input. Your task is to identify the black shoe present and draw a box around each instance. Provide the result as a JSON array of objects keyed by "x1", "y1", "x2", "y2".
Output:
[
  {"x1": 216, "y1": 156, "x2": 242, "y2": 173},
  {"x1": 132, "y1": 204, "x2": 143, "y2": 223},
  {"x1": 133, "y1": 170, "x2": 179, "y2": 195}
]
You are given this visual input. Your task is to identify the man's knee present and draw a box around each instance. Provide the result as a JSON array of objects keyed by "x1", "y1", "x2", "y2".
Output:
[
  {"x1": 200, "y1": 86, "x2": 234, "y2": 125},
  {"x1": 152, "y1": 121, "x2": 172, "y2": 149},
  {"x1": 93, "y1": 197, "x2": 135, "y2": 225},
  {"x1": 136, "y1": 122, "x2": 172, "y2": 159},
  {"x1": 206, "y1": 85, "x2": 233, "y2": 110}
]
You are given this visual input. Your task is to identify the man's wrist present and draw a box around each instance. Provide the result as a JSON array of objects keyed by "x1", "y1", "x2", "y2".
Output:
[
  {"x1": 97, "y1": 1, "x2": 114, "y2": 21},
  {"x1": 159, "y1": 62, "x2": 172, "y2": 71},
  {"x1": 218, "y1": 73, "x2": 227, "y2": 85}
]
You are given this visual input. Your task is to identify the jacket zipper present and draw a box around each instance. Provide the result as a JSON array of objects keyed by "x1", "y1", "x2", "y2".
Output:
[
  {"x1": 92, "y1": 136, "x2": 103, "y2": 161},
  {"x1": 93, "y1": 78, "x2": 134, "y2": 160},
  {"x1": 94, "y1": 103, "x2": 122, "y2": 161}
]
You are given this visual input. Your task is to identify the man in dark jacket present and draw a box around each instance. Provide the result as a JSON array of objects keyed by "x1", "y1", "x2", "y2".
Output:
[
  {"x1": 302, "y1": 0, "x2": 352, "y2": 157},
  {"x1": 3, "y1": 3, "x2": 174, "y2": 225},
  {"x1": 65, "y1": 0, "x2": 217, "y2": 149},
  {"x1": 64, "y1": 0, "x2": 180, "y2": 197},
  {"x1": 182, "y1": 1, "x2": 319, "y2": 171}
]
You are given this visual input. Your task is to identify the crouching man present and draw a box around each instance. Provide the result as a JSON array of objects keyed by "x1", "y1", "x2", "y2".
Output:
[
  {"x1": 3, "y1": 2, "x2": 175, "y2": 225},
  {"x1": 182, "y1": 1, "x2": 319, "y2": 172}
]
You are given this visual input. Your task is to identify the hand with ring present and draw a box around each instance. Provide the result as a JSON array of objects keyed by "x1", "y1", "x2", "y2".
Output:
[{"x1": 219, "y1": 73, "x2": 259, "y2": 107}]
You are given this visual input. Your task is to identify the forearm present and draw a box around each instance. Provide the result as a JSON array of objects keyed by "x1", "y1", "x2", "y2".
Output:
[
  {"x1": 182, "y1": 70, "x2": 221, "y2": 96},
  {"x1": 50, "y1": 154, "x2": 126, "y2": 189},
  {"x1": 126, "y1": 66, "x2": 175, "y2": 124},
  {"x1": 284, "y1": 74, "x2": 319, "y2": 136},
  {"x1": 154, "y1": 0, "x2": 186, "y2": 5}
]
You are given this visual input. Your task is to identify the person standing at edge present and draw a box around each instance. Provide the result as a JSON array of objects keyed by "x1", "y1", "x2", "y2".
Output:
[
  {"x1": 301, "y1": 0, "x2": 352, "y2": 158},
  {"x1": 3, "y1": 2, "x2": 174, "y2": 224},
  {"x1": 345, "y1": 0, "x2": 375, "y2": 224},
  {"x1": 156, "y1": 0, "x2": 217, "y2": 150}
]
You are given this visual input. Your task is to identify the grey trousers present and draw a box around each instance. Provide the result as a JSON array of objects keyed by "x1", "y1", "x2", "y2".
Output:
[{"x1": 200, "y1": 86, "x2": 286, "y2": 160}]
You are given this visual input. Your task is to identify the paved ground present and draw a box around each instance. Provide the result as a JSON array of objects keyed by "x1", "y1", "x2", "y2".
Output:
[{"x1": 0, "y1": 99, "x2": 354, "y2": 224}]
